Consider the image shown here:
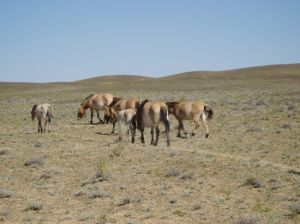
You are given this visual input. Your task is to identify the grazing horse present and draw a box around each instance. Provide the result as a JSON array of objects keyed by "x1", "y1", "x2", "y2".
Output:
[
  {"x1": 77, "y1": 93, "x2": 118, "y2": 124},
  {"x1": 31, "y1": 103, "x2": 53, "y2": 133},
  {"x1": 133, "y1": 100, "x2": 170, "y2": 146},
  {"x1": 104, "y1": 97, "x2": 139, "y2": 133},
  {"x1": 166, "y1": 101, "x2": 213, "y2": 138}
]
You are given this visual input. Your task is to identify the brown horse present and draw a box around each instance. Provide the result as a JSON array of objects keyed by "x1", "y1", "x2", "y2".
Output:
[
  {"x1": 31, "y1": 103, "x2": 53, "y2": 133},
  {"x1": 133, "y1": 99, "x2": 170, "y2": 146},
  {"x1": 166, "y1": 101, "x2": 213, "y2": 138},
  {"x1": 77, "y1": 93, "x2": 118, "y2": 124},
  {"x1": 104, "y1": 97, "x2": 140, "y2": 133}
]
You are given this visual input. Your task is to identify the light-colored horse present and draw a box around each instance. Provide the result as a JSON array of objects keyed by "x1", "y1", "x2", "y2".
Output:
[
  {"x1": 31, "y1": 103, "x2": 53, "y2": 133},
  {"x1": 166, "y1": 101, "x2": 213, "y2": 138},
  {"x1": 77, "y1": 93, "x2": 117, "y2": 124},
  {"x1": 104, "y1": 97, "x2": 140, "y2": 133},
  {"x1": 107, "y1": 108, "x2": 137, "y2": 142},
  {"x1": 134, "y1": 99, "x2": 170, "y2": 146}
]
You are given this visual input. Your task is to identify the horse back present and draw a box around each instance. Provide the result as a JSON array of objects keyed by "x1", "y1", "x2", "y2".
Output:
[{"x1": 92, "y1": 93, "x2": 114, "y2": 108}]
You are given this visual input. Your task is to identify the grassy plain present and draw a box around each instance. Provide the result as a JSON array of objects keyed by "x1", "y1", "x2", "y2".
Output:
[{"x1": 0, "y1": 64, "x2": 299, "y2": 223}]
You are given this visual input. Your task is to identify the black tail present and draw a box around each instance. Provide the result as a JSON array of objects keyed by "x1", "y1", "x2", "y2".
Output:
[
  {"x1": 160, "y1": 106, "x2": 170, "y2": 146},
  {"x1": 47, "y1": 111, "x2": 52, "y2": 123},
  {"x1": 204, "y1": 105, "x2": 213, "y2": 120},
  {"x1": 136, "y1": 99, "x2": 148, "y2": 129},
  {"x1": 160, "y1": 107, "x2": 170, "y2": 132}
]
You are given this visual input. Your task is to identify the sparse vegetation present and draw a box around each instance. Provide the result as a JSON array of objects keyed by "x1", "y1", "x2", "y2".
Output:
[
  {"x1": 96, "y1": 159, "x2": 110, "y2": 179},
  {"x1": 0, "y1": 64, "x2": 299, "y2": 223},
  {"x1": 24, "y1": 158, "x2": 43, "y2": 167},
  {"x1": 243, "y1": 177, "x2": 263, "y2": 188},
  {"x1": 25, "y1": 203, "x2": 43, "y2": 211}
]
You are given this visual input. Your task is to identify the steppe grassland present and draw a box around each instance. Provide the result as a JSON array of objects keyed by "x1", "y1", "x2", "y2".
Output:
[{"x1": 0, "y1": 67, "x2": 299, "y2": 223}]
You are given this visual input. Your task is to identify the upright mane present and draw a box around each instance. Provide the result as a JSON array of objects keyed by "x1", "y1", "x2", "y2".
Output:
[
  {"x1": 166, "y1": 101, "x2": 178, "y2": 108},
  {"x1": 81, "y1": 94, "x2": 94, "y2": 105},
  {"x1": 109, "y1": 97, "x2": 121, "y2": 107}
]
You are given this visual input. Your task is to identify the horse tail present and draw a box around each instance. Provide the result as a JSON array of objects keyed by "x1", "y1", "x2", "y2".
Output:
[
  {"x1": 160, "y1": 105, "x2": 170, "y2": 146},
  {"x1": 47, "y1": 106, "x2": 54, "y2": 122},
  {"x1": 31, "y1": 104, "x2": 38, "y2": 121},
  {"x1": 160, "y1": 106, "x2": 170, "y2": 132},
  {"x1": 136, "y1": 99, "x2": 148, "y2": 129},
  {"x1": 204, "y1": 105, "x2": 213, "y2": 120}
]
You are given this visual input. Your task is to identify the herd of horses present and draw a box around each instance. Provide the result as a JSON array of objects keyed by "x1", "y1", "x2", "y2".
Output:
[{"x1": 31, "y1": 93, "x2": 213, "y2": 146}]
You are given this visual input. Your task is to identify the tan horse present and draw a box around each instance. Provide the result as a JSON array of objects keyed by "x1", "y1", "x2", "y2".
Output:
[
  {"x1": 31, "y1": 103, "x2": 53, "y2": 133},
  {"x1": 77, "y1": 93, "x2": 118, "y2": 124},
  {"x1": 107, "y1": 108, "x2": 137, "y2": 142},
  {"x1": 133, "y1": 100, "x2": 170, "y2": 146},
  {"x1": 104, "y1": 97, "x2": 139, "y2": 133},
  {"x1": 166, "y1": 101, "x2": 213, "y2": 138}
]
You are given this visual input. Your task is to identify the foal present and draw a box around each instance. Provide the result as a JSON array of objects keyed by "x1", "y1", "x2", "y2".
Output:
[
  {"x1": 166, "y1": 101, "x2": 213, "y2": 138},
  {"x1": 31, "y1": 103, "x2": 53, "y2": 133},
  {"x1": 104, "y1": 97, "x2": 139, "y2": 133},
  {"x1": 134, "y1": 100, "x2": 170, "y2": 146},
  {"x1": 109, "y1": 108, "x2": 137, "y2": 142}
]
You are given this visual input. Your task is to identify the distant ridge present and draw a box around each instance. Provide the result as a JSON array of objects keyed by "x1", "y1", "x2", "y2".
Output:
[
  {"x1": 1, "y1": 63, "x2": 299, "y2": 85},
  {"x1": 74, "y1": 63, "x2": 300, "y2": 84}
]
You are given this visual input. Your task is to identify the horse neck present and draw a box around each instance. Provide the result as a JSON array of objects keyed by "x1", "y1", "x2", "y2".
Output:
[{"x1": 82, "y1": 100, "x2": 92, "y2": 110}]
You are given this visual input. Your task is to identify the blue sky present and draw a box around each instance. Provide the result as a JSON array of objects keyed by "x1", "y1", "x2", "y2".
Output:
[{"x1": 0, "y1": 0, "x2": 299, "y2": 82}]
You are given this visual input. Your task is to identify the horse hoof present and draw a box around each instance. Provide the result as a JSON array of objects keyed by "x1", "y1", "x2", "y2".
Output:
[
  {"x1": 205, "y1": 134, "x2": 209, "y2": 138},
  {"x1": 191, "y1": 133, "x2": 196, "y2": 136}
]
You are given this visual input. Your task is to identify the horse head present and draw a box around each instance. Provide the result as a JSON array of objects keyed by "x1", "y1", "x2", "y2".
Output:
[{"x1": 77, "y1": 105, "x2": 85, "y2": 119}]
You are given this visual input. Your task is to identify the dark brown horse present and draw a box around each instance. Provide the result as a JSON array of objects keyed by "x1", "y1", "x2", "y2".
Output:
[
  {"x1": 133, "y1": 100, "x2": 170, "y2": 146},
  {"x1": 166, "y1": 101, "x2": 213, "y2": 138},
  {"x1": 77, "y1": 93, "x2": 118, "y2": 124}
]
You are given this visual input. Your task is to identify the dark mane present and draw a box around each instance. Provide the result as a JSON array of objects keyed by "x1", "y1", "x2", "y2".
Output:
[
  {"x1": 166, "y1": 101, "x2": 178, "y2": 109},
  {"x1": 136, "y1": 99, "x2": 149, "y2": 129},
  {"x1": 109, "y1": 97, "x2": 121, "y2": 107},
  {"x1": 81, "y1": 94, "x2": 94, "y2": 105}
]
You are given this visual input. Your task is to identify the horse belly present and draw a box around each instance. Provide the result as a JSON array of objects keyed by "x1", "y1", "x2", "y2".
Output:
[{"x1": 93, "y1": 100, "x2": 104, "y2": 110}]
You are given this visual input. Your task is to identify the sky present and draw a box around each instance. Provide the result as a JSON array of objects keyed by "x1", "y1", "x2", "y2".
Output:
[{"x1": 0, "y1": 0, "x2": 299, "y2": 83}]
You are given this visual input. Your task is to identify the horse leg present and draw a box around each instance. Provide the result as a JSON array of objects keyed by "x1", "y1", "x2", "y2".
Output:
[
  {"x1": 150, "y1": 127, "x2": 155, "y2": 145},
  {"x1": 201, "y1": 112, "x2": 209, "y2": 138},
  {"x1": 111, "y1": 120, "x2": 116, "y2": 134},
  {"x1": 97, "y1": 110, "x2": 104, "y2": 124},
  {"x1": 154, "y1": 126, "x2": 160, "y2": 146},
  {"x1": 38, "y1": 119, "x2": 42, "y2": 133},
  {"x1": 130, "y1": 123, "x2": 136, "y2": 143},
  {"x1": 90, "y1": 109, "x2": 94, "y2": 124},
  {"x1": 131, "y1": 116, "x2": 137, "y2": 143},
  {"x1": 140, "y1": 128, "x2": 145, "y2": 144},
  {"x1": 44, "y1": 119, "x2": 48, "y2": 133},
  {"x1": 191, "y1": 115, "x2": 200, "y2": 136},
  {"x1": 177, "y1": 119, "x2": 185, "y2": 138}
]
